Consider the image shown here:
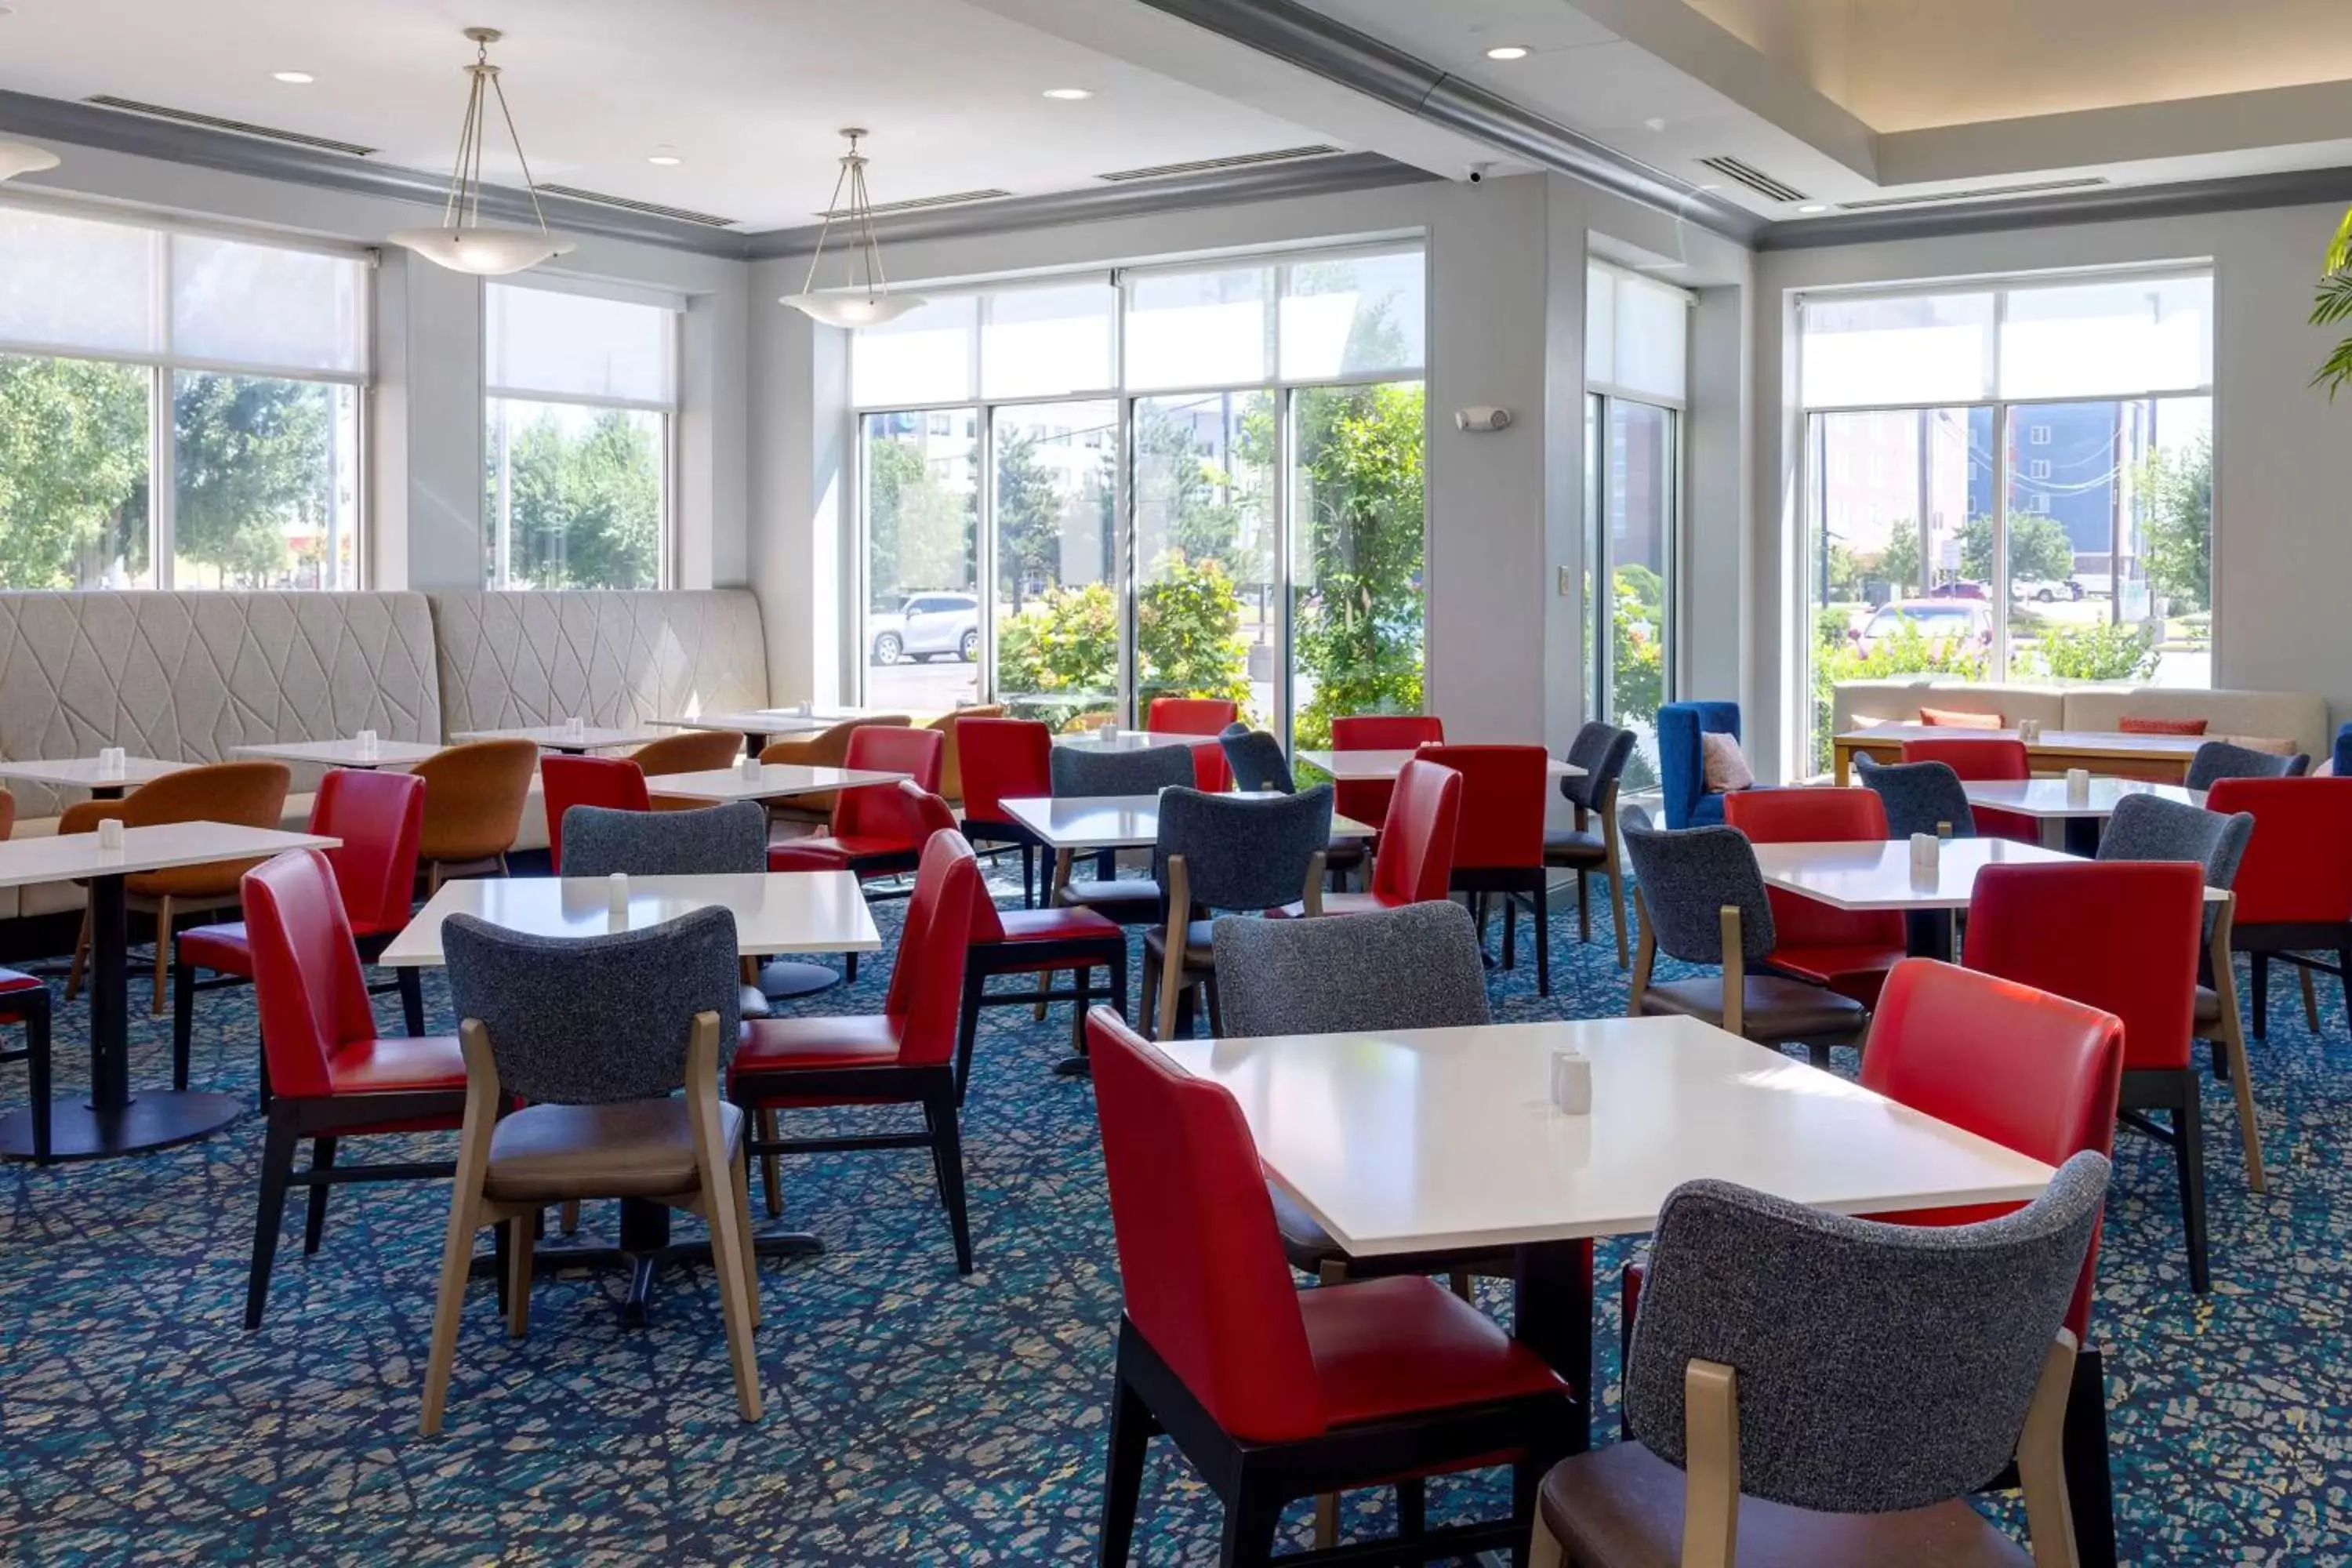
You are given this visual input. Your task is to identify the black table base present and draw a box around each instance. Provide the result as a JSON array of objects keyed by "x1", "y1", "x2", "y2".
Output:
[
  {"x1": 758, "y1": 958, "x2": 843, "y2": 999},
  {"x1": 1904, "y1": 909, "x2": 1955, "y2": 960},
  {"x1": 1513, "y1": 1236, "x2": 1596, "y2": 1454},
  {"x1": 470, "y1": 1196, "x2": 823, "y2": 1327},
  {"x1": 0, "y1": 1091, "x2": 245, "y2": 1160}
]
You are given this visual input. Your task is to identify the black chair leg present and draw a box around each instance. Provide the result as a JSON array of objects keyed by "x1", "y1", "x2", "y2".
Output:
[
  {"x1": 1398, "y1": 1477, "x2": 1426, "y2": 1539},
  {"x1": 2175, "y1": 1074, "x2": 2209, "y2": 1293},
  {"x1": 1577, "y1": 869, "x2": 1591, "y2": 942},
  {"x1": 2339, "y1": 946, "x2": 2351, "y2": 1034},
  {"x1": 1218, "y1": 1473, "x2": 1285, "y2": 1568},
  {"x1": 925, "y1": 1080, "x2": 975, "y2": 1276},
  {"x1": 397, "y1": 967, "x2": 426, "y2": 1038},
  {"x1": 24, "y1": 994, "x2": 51, "y2": 1164},
  {"x1": 1070, "y1": 965, "x2": 1091, "y2": 1053},
  {"x1": 954, "y1": 967, "x2": 986, "y2": 1108},
  {"x1": 845, "y1": 951, "x2": 859, "y2": 983},
  {"x1": 171, "y1": 957, "x2": 197, "y2": 1091},
  {"x1": 1098, "y1": 1371, "x2": 1153, "y2": 1567},
  {"x1": 1501, "y1": 895, "x2": 1519, "y2": 970},
  {"x1": 1107, "y1": 944, "x2": 1128, "y2": 1022},
  {"x1": 1534, "y1": 884, "x2": 1552, "y2": 997},
  {"x1": 247, "y1": 1105, "x2": 299, "y2": 1330},
  {"x1": 1021, "y1": 844, "x2": 1036, "y2": 909},
  {"x1": 2251, "y1": 952, "x2": 2269, "y2": 1037},
  {"x1": 2063, "y1": 1346, "x2": 2119, "y2": 1568},
  {"x1": 303, "y1": 1137, "x2": 338, "y2": 1254}
]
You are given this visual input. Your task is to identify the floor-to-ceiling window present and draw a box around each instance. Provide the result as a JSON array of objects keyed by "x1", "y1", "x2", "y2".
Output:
[
  {"x1": 1797, "y1": 271, "x2": 2213, "y2": 775},
  {"x1": 850, "y1": 245, "x2": 1427, "y2": 744},
  {"x1": 1583, "y1": 261, "x2": 1688, "y2": 788},
  {"x1": 0, "y1": 204, "x2": 368, "y2": 590}
]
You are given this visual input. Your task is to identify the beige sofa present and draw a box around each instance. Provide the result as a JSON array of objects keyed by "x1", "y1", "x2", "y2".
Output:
[{"x1": 1831, "y1": 678, "x2": 2332, "y2": 760}]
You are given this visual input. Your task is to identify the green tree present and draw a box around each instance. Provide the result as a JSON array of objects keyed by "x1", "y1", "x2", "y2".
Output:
[
  {"x1": 1136, "y1": 551, "x2": 1250, "y2": 710},
  {"x1": 1291, "y1": 381, "x2": 1425, "y2": 748},
  {"x1": 499, "y1": 408, "x2": 662, "y2": 589},
  {"x1": 173, "y1": 373, "x2": 327, "y2": 586},
  {"x1": 0, "y1": 356, "x2": 148, "y2": 587},
  {"x1": 1878, "y1": 525, "x2": 1922, "y2": 598},
  {"x1": 1958, "y1": 512, "x2": 2073, "y2": 585},
  {"x1": 998, "y1": 580, "x2": 1118, "y2": 710},
  {"x1": 2139, "y1": 436, "x2": 2211, "y2": 614},
  {"x1": 1610, "y1": 567, "x2": 1667, "y2": 788},
  {"x1": 993, "y1": 429, "x2": 1062, "y2": 615}
]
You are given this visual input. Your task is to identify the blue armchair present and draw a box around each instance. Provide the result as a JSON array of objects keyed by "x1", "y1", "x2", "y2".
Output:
[
  {"x1": 2334, "y1": 720, "x2": 2352, "y2": 779},
  {"x1": 1656, "y1": 701, "x2": 1743, "y2": 829}
]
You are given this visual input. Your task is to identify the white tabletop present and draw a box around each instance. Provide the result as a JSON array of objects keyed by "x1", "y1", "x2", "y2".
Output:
[
  {"x1": 1842, "y1": 723, "x2": 2212, "y2": 759},
  {"x1": 1960, "y1": 778, "x2": 2208, "y2": 819},
  {"x1": 232, "y1": 738, "x2": 445, "y2": 768},
  {"x1": 379, "y1": 871, "x2": 881, "y2": 967},
  {"x1": 452, "y1": 724, "x2": 670, "y2": 750},
  {"x1": 1001, "y1": 793, "x2": 1378, "y2": 851},
  {"x1": 660, "y1": 710, "x2": 835, "y2": 738},
  {"x1": 1295, "y1": 748, "x2": 1586, "y2": 782},
  {"x1": 1751, "y1": 837, "x2": 2225, "y2": 910},
  {"x1": 1051, "y1": 729, "x2": 1218, "y2": 752},
  {"x1": 1160, "y1": 1017, "x2": 2055, "y2": 1257},
  {"x1": 644, "y1": 763, "x2": 909, "y2": 803},
  {"x1": 0, "y1": 756, "x2": 187, "y2": 789},
  {"x1": 0, "y1": 822, "x2": 339, "y2": 890}
]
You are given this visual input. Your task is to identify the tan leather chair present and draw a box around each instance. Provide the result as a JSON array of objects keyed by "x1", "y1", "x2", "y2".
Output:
[
  {"x1": 925, "y1": 706, "x2": 1004, "y2": 808},
  {"x1": 758, "y1": 716, "x2": 910, "y2": 826},
  {"x1": 63, "y1": 761, "x2": 292, "y2": 1015},
  {"x1": 633, "y1": 730, "x2": 747, "y2": 810},
  {"x1": 411, "y1": 739, "x2": 540, "y2": 891}
]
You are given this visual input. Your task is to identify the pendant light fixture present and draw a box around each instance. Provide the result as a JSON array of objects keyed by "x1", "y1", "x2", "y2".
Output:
[
  {"x1": 388, "y1": 27, "x2": 575, "y2": 276},
  {"x1": 0, "y1": 141, "x2": 59, "y2": 182},
  {"x1": 780, "y1": 129, "x2": 927, "y2": 328}
]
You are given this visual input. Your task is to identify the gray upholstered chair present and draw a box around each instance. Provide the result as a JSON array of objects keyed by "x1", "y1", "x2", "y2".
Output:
[
  {"x1": 1854, "y1": 753, "x2": 1976, "y2": 840},
  {"x1": 1530, "y1": 1152, "x2": 2111, "y2": 1568},
  {"x1": 1048, "y1": 741, "x2": 1197, "y2": 924},
  {"x1": 2100, "y1": 790, "x2": 2264, "y2": 1189},
  {"x1": 1218, "y1": 722, "x2": 1367, "y2": 884},
  {"x1": 1146, "y1": 784, "x2": 1334, "y2": 1040},
  {"x1": 2186, "y1": 739, "x2": 2309, "y2": 791},
  {"x1": 1545, "y1": 721, "x2": 1639, "y2": 970},
  {"x1": 422, "y1": 906, "x2": 758, "y2": 1437},
  {"x1": 560, "y1": 801, "x2": 769, "y2": 877},
  {"x1": 1621, "y1": 807, "x2": 1869, "y2": 1065}
]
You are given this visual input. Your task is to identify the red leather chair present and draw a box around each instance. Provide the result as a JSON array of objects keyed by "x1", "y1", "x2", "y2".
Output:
[
  {"x1": 542, "y1": 753, "x2": 651, "y2": 872},
  {"x1": 2205, "y1": 777, "x2": 2352, "y2": 1037},
  {"x1": 1086, "y1": 1006, "x2": 1577, "y2": 1564},
  {"x1": 1725, "y1": 787, "x2": 1907, "y2": 1007},
  {"x1": 852, "y1": 721, "x2": 946, "y2": 795},
  {"x1": 1421, "y1": 743, "x2": 1553, "y2": 995},
  {"x1": 955, "y1": 717, "x2": 1054, "y2": 908},
  {"x1": 955, "y1": 887, "x2": 1127, "y2": 1105},
  {"x1": 1900, "y1": 736, "x2": 2038, "y2": 843},
  {"x1": 1965, "y1": 860, "x2": 2211, "y2": 1290},
  {"x1": 1147, "y1": 696, "x2": 1238, "y2": 793},
  {"x1": 771, "y1": 779, "x2": 956, "y2": 982},
  {"x1": 1330, "y1": 713, "x2": 1444, "y2": 832},
  {"x1": 174, "y1": 768, "x2": 430, "y2": 1098},
  {"x1": 732, "y1": 829, "x2": 984, "y2": 1274},
  {"x1": 241, "y1": 848, "x2": 466, "y2": 1327},
  {"x1": 1316, "y1": 757, "x2": 1461, "y2": 916}
]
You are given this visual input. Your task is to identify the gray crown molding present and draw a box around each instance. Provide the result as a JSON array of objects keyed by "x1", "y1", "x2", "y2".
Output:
[{"x1": 1127, "y1": 0, "x2": 1766, "y2": 245}]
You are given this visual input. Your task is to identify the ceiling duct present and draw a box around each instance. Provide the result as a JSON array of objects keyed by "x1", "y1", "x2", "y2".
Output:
[
  {"x1": 824, "y1": 187, "x2": 1014, "y2": 219},
  {"x1": 1099, "y1": 145, "x2": 1341, "y2": 183},
  {"x1": 83, "y1": 95, "x2": 376, "y2": 157},
  {"x1": 1696, "y1": 154, "x2": 1808, "y2": 204},
  {"x1": 1835, "y1": 177, "x2": 2110, "y2": 211},
  {"x1": 537, "y1": 184, "x2": 739, "y2": 228}
]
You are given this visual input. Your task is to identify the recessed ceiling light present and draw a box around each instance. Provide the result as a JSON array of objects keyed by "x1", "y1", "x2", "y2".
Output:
[
  {"x1": 1485, "y1": 45, "x2": 1530, "y2": 60},
  {"x1": 1043, "y1": 87, "x2": 1093, "y2": 100},
  {"x1": 648, "y1": 145, "x2": 682, "y2": 166},
  {"x1": 272, "y1": 71, "x2": 315, "y2": 85},
  {"x1": 1798, "y1": 203, "x2": 1829, "y2": 214},
  {"x1": 1643, "y1": 117, "x2": 1667, "y2": 132}
]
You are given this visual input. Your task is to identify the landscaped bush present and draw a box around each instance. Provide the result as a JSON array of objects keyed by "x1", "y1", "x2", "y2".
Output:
[{"x1": 2031, "y1": 619, "x2": 2161, "y2": 683}]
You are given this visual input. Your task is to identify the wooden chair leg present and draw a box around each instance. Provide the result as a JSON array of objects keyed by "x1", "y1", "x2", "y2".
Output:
[
  {"x1": 757, "y1": 1108, "x2": 782, "y2": 1218},
  {"x1": 2213, "y1": 940, "x2": 2265, "y2": 1192},
  {"x1": 504, "y1": 1214, "x2": 534, "y2": 1338},
  {"x1": 421, "y1": 1193, "x2": 482, "y2": 1437},
  {"x1": 701, "y1": 1162, "x2": 764, "y2": 1422},
  {"x1": 733, "y1": 1146, "x2": 762, "y2": 1327},
  {"x1": 151, "y1": 898, "x2": 172, "y2": 1017},
  {"x1": 1528, "y1": 1515, "x2": 1569, "y2": 1568},
  {"x1": 1606, "y1": 829, "x2": 1632, "y2": 971},
  {"x1": 559, "y1": 1200, "x2": 581, "y2": 1236},
  {"x1": 1312, "y1": 1492, "x2": 1339, "y2": 1549}
]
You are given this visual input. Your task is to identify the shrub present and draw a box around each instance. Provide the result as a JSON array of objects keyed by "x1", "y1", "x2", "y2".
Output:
[
  {"x1": 1808, "y1": 612, "x2": 1989, "y2": 775},
  {"x1": 2032, "y1": 619, "x2": 2161, "y2": 683}
]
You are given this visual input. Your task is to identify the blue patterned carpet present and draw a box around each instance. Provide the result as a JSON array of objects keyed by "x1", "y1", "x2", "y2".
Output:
[{"x1": 0, "y1": 869, "x2": 2345, "y2": 1563}]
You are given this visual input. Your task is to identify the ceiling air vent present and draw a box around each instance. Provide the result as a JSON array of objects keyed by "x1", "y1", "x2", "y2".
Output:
[
  {"x1": 1696, "y1": 154, "x2": 1808, "y2": 204},
  {"x1": 821, "y1": 188, "x2": 1014, "y2": 220},
  {"x1": 1098, "y1": 144, "x2": 1341, "y2": 183},
  {"x1": 1835, "y1": 177, "x2": 2110, "y2": 212},
  {"x1": 535, "y1": 184, "x2": 739, "y2": 228},
  {"x1": 83, "y1": 95, "x2": 376, "y2": 157}
]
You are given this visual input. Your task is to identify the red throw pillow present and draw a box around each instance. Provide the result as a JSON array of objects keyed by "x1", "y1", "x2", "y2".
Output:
[
  {"x1": 2118, "y1": 716, "x2": 2207, "y2": 735},
  {"x1": 1918, "y1": 706, "x2": 2002, "y2": 730}
]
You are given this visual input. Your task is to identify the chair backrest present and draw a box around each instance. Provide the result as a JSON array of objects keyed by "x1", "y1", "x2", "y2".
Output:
[
  {"x1": 1559, "y1": 720, "x2": 1638, "y2": 813},
  {"x1": 1625, "y1": 1152, "x2": 2110, "y2": 1513},
  {"x1": 2187, "y1": 739, "x2": 2306, "y2": 791},
  {"x1": 561, "y1": 800, "x2": 768, "y2": 877},
  {"x1": 631, "y1": 729, "x2": 746, "y2": 778},
  {"x1": 2204, "y1": 776, "x2": 2352, "y2": 926},
  {"x1": 1212, "y1": 900, "x2": 1490, "y2": 1038},
  {"x1": 1656, "y1": 701, "x2": 1740, "y2": 829},
  {"x1": 1370, "y1": 758, "x2": 1461, "y2": 905},
  {"x1": 412, "y1": 739, "x2": 541, "y2": 862},
  {"x1": 2335, "y1": 720, "x2": 2352, "y2": 779},
  {"x1": 2099, "y1": 791, "x2": 2252, "y2": 941},
  {"x1": 837, "y1": 734, "x2": 948, "y2": 842},
  {"x1": 1148, "y1": 696, "x2": 1239, "y2": 792},
  {"x1": 1854, "y1": 754, "x2": 1976, "y2": 840},
  {"x1": 1724, "y1": 786, "x2": 1904, "y2": 953},
  {"x1": 1417, "y1": 744, "x2": 1547, "y2": 869},
  {"x1": 760, "y1": 715, "x2": 910, "y2": 769},
  {"x1": 310, "y1": 768, "x2": 427, "y2": 938},
  {"x1": 0, "y1": 787, "x2": 17, "y2": 841},
  {"x1": 1900, "y1": 736, "x2": 2028, "y2": 781},
  {"x1": 1965, "y1": 861, "x2": 2203, "y2": 1071},
  {"x1": 1154, "y1": 785, "x2": 1334, "y2": 912},
  {"x1": 1621, "y1": 806, "x2": 1777, "y2": 965},
  {"x1": 121, "y1": 760, "x2": 292, "y2": 829},
  {"x1": 1049, "y1": 739, "x2": 1196, "y2": 799},
  {"x1": 842, "y1": 723, "x2": 945, "y2": 797},
  {"x1": 952, "y1": 716, "x2": 1051, "y2": 825},
  {"x1": 1218, "y1": 724, "x2": 1295, "y2": 794},
  {"x1": 883, "y1": 829, "x2": 982, "y2": 1066},
  {"x1": 445, "y1": 903, "x2": 742, "y2": 1105},
  {"x1": 1861, "y1": 958, "x2": 2124, "y2": 1338},
  {"x1": 1330, "y1": 713, "x2": 1443, "y2": 825},
  {"x1": 1086, "y1": 1006, "x2": 1325, "y2": 1443},
  {"x1": 540, "y1": 754, "x2": 652, "y2": 872},
  {"x1": 244, "y1": 848, "x2": 379, "y2": 1101},
  {"x1": 924, "y1": 704, "x2": 1003, "y2": 803}
]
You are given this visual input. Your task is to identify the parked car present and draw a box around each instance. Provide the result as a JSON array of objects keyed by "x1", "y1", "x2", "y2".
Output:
[
  {"x1": 870, "y1": 592, "x2": 981, "y2": 665},
  {"x1": 1851, "y1": 600, "x2": 1994, "y2": 659},
  {"x1": 2011, "y1": 575, "x2": 2084, "y2": 603},
  {"x1": 1927, "y1": 579, "x2": 1989, "y2": 601}
]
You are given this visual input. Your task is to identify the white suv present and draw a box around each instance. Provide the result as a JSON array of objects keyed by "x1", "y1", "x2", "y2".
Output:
[{"x1": 870, "y1": 593, "x2": 981, "y2": 665}]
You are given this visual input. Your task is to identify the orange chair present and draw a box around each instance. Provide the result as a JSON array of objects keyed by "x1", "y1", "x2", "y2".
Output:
[
  {"x1": 541, "y1": 754, "x2": 651, "y2": 873},
  {"x1": 1329, "y1": 713, "x2": 1443, "y2": 835},
  {"x1": 1147, "y1": 696, "x2": 1239, "y2": 793},
  {"x1": 1725, "y1": 787, "x2": 1907, "y2": 1007},
  {"x1": 923, "y1": 704, "x2": 1004, "y2": 805},
  {"x1": 1899, "y1": 736, "x2": 2038, "y2": 843},
  {"x1": 63, "y1": 760, "x2": 292, "y2": 1015},
  {"x1": 758, "y1": 715, "x2": 912, "y2": 824},
  {"x1": 410, "y1": 739, "x2": 540, "y2": 891},
  {"x1": 632, "y1": 729, "x2": 746, "y2": 782}
]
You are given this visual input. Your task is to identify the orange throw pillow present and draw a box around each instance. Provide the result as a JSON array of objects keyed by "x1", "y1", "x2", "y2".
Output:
[
  {"x1": 2119, "y1": 716, "x2": 2207, "y2": 735},
  {"x1": 2218, "y1": 734, "x2": 2297, "y2": 757},
  {"x1": 1918, "y1": 706, "x2": 2002, "y2": 730}
]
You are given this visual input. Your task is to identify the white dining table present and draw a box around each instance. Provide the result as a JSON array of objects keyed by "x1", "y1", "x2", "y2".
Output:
[
  {"x1": 1000, "y1": 793, "x2": 1379, "y2": 851},
  {"x1": 452, "y1": 723, "x2": 671, "y2": 755},
  {"x1": 1295, "y1": 747, "x2": 1587, "y2": 782},
  {"x1": 1160, "y1": 1015, "x2": 2053, "y2": 1450},
  {"x1": 0, "y1": 755, "x2": 187, "y2": 799},
  {"x1": 1051, "y1": 728, "x2": 1218, "y2": 752},
  {"x1": 233, "y1": 737, "x2": 445, "y2": 770},
  {"x1": 379, "y1": 871, "x2": 882, "y2": 967},
  {"x1": 643, "y1": 762, "x2": 908, "y2": 804},
  {"x1": 0, "y1": 822, "x2": 339, "y2": 1161},
  {"x1": 1961, "y1": 778, "x2": 2208, "y2": 854}
]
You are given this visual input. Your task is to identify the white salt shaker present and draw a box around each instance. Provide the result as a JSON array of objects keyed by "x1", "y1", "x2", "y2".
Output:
[
  {"x1": 1097, "y1": 720, "x2": 1119, "y2": 741},
  {"x1": 97, "y1": 818, "x2": 125, "y2": 851},
  {"x1": 797, "y1": 700, "x2": 814, "y2": 717},
  {"x1": 356, "y1": 728, "x2": 379, "y2": 760},
  {"x1": 1910, "y1": 831, "x2": 1940, "y2": 877},
  {"x1": 2065, "y1": 768, "x2": 2092, "y2": 805},
  {"x1": 98, "y1": 746, "x2": 124, "y2": 780},
  {"x1": 2018, "y1": 718, "x2": 2041, "y2": 743},
  {"x1": 740, "y1": 753, "x2": 763, "y2": 780},
  {"x1": 607, "y1": 872, "x2": 630, "y2": 927},
  {"x1": 565, "y1": 715, "x2": 587, "y2": 742},
  {"x1": 1550, "y1": 1048, "x2": 1592, "y2": 1115}
]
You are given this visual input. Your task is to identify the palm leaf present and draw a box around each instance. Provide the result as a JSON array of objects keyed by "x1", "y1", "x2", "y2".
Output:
[
  {"x1": 2313, "y1": 269, "x2": 2352, "y2": 327},
  {"x1": 2328, "y1": 204, "x2": 2352, "y2": 276},
  {"x1": 2310, "y1": 336, "x2": 2352, "y2": 400}
]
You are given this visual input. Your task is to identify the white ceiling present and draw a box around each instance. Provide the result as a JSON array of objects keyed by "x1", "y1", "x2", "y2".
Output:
[{"x1": 0, "y1": 0, "x2": 1345, "y2": 232}]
